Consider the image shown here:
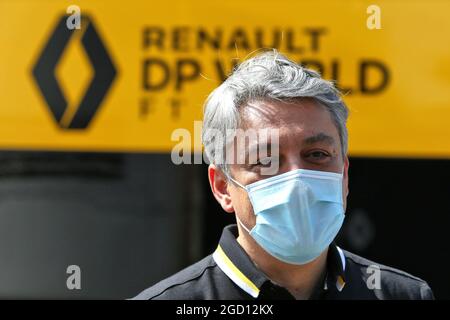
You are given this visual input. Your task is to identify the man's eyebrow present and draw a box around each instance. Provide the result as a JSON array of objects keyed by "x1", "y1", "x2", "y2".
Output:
[{"x1": 303, "y1": 133, "x2": 336, "y2": 146}]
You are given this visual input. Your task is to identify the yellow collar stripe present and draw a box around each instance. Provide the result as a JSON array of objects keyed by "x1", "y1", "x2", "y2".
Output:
[
  {"x1": 213, "y1": 245, "x2": 260, "y2": 298},
  {"x1": 337, "y1": 275, "x2": 346, "y2": 291}
]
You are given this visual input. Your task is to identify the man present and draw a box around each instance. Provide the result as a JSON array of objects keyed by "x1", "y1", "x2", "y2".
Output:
[{"x1": 134, "y1": 50, "x2": 434, "y2": 300}]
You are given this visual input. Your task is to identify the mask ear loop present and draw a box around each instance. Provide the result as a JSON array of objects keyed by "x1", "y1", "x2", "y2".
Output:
[
  {"x1": 340, "y1": 165, "x2": 346, "y2": 211},
  {"x1": 225, "y1": 172, "x2": 246, "y2": 190},
  {"x1": 235, "y1": 216, "x2": 252, "y2": 234}
]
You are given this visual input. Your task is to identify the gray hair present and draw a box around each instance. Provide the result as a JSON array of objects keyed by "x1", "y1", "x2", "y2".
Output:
[{"x1": 202, "y1": 49, "x2": 349, "y2": 173}]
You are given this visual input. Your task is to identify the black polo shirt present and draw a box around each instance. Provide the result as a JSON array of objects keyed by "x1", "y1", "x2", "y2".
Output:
[{"x1": 133, "y1": 225, "x2": 434, "y2": 300}]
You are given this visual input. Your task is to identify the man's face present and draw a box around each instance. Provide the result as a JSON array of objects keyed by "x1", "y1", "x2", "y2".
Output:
[{"x1": 225, "y1": 98, "x2": 349, "y2": 231}]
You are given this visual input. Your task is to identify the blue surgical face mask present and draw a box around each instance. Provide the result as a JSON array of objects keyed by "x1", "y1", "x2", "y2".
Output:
[{"x1": 228, "y1": 168, "x2": 345, "y2": 265}]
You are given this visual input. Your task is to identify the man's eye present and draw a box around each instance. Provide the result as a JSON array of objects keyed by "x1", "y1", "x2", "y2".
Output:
[{"x1": 306, "y1": 151, "x2": 330, "y2": 161}]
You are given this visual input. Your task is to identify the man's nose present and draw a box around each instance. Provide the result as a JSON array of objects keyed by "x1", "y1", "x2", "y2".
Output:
[{"x1": 282, "y1": 155, "x2": 304, "y2": 173}]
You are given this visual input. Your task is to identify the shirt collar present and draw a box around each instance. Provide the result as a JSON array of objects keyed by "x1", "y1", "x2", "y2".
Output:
[{"x1": 212, "y1": 224, "x2": 346, "y2": 298}]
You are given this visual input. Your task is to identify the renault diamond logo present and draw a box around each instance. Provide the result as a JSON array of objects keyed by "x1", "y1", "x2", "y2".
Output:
[{"x1": 32, "y1": 15, "x2": 117, "y2": 129}]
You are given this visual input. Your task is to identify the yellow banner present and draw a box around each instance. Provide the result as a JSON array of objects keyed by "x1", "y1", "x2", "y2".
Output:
[{"x1": 0, "y1": 0, "x2": 449, "y2": 157}]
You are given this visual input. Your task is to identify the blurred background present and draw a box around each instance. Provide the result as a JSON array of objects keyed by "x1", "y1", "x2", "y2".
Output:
[{"x1": 0, "y1": 0, "x2": 449, "y2": 299}]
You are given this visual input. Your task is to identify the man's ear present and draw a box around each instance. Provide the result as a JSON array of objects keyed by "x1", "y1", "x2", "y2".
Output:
[{"x1": 208, "y1": 164, "x2": 235, "y2": 213}]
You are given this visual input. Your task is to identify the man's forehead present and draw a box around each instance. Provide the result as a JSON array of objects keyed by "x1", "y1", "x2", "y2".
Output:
[
  {"x1": 234, "y1": 98, "x2": 340, "y2": 153},
  {"x1": 240, "y1": 97, "x2": 327, "y2": 129}
]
